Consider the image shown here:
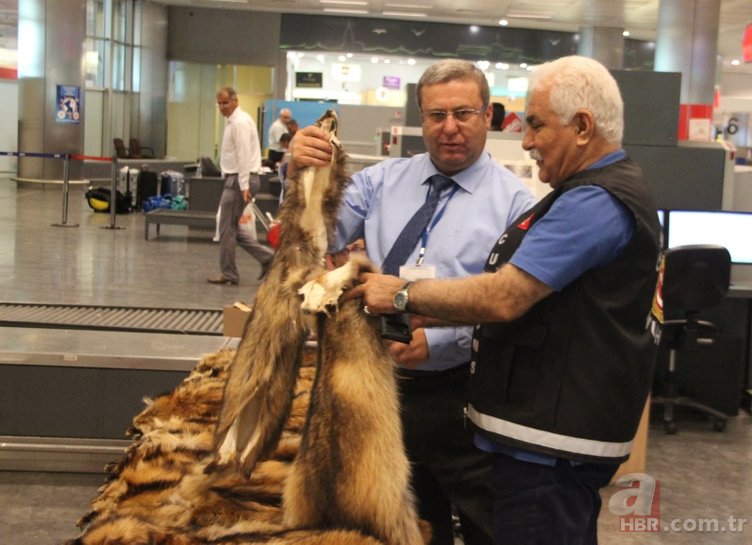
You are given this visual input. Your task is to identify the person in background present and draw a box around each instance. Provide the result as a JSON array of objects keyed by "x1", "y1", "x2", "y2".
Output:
[
  {"x1": 268, "y1": 108, "x2": 293, "y2": 165},
  {"x1": 287, "y1": 118, "x2": 300, "y2": 137},
  {"x1": 207, "y1": 87, "x2": 274, "y2": 285},
  {"x1": 490, "y1": 102, "x2": 506, "y2": 131},
  {"x1": 347, "y1": 55, "x2": 661, "y2": 545},
  {"x1": 287, "y1": 59, "x2": 535, "y2": 545}
]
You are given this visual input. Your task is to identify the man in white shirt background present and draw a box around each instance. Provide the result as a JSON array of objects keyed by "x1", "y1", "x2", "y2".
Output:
[
  {"x1": 268, "y1": 108, "x2": 293, "y2": 166},
  {"x1": 207, "y1": 87, "x2": 274, "y2": 285}
]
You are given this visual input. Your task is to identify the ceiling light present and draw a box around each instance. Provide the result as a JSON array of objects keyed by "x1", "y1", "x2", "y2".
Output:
[
  {"x1": 470, "y1": 25, "x2": 480, "y2": 33},
  {"x1": 407, "y1": 58, "x2": 416, "y2": 65},
  {"x1": 319, "y1": 0, "x2": 368, "y2": 5},
  {"x1": 623, "y1": 30, "x2": 631, "y2": 37},
  {"x1": 731, "y1": 59, "x2": 741, "y2": 66},
  {"x1": 323, "y1": 8, "x2": 369, "y2": 14},
  {"x1": 385, "y1": 2, "x2": 429, "y2": 8},
  {"x1": 499, "y1": 19, "x2": 509, "y2": 26},
  {"x1": 506, "y1": 12, "x2": 552, "y2": 20},
  {"x1": 371, "y1": 56, "x2": 379, "y2": 63},
  {"x1": 382, "y1": 11, "x2": 427, "y2": 17}
]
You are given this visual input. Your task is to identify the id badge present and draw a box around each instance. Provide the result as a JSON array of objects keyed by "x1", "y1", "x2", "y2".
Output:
[{"x1": 399, "y1": 264, "x2": 436, "y2": 281}]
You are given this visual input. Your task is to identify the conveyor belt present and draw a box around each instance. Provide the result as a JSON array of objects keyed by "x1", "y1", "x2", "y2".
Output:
[{"x1": 0, "y1": 302, "x2": 224, "y2": 335}]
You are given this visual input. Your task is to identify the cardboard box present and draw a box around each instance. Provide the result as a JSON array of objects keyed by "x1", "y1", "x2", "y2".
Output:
[{"x1": 223, "y1": 301, "x2": 252, "y2": 337}]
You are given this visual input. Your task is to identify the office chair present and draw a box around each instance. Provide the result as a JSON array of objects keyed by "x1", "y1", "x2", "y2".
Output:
[
  {"x1": 129, "y1": 138, "x2": 155, "y2": 159},
  {"x1": 651, "y1": 244, "x2": 731, "y2": 434},
  {"x1": 113, "y1": 138, "x2": 129, "y2": 159}
]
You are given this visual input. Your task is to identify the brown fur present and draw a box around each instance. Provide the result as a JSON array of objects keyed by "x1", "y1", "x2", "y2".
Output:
[
  {"x1": 66, "y1": 111, "x2": 428, "y2": 545},
  {"x1": 284, "y1": 297, "x2": 424, "y2": 545},
  {"x1": 209, "y1": 111, "x2": 350, "y2": 476}
]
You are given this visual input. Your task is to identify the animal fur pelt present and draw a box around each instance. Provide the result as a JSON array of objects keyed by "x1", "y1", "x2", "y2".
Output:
[{"x1": 66, "y1": 110, "x2": 426, "y2": 545}]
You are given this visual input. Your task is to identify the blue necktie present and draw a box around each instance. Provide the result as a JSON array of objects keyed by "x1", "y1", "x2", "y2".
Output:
[{"x1": 381, "y1": 174, "x2": 455, "y2": 275}]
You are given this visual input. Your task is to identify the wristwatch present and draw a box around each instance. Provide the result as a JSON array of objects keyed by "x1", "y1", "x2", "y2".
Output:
[{"x1": 392, "y1": 282, "x2": 413, "y2": 313}]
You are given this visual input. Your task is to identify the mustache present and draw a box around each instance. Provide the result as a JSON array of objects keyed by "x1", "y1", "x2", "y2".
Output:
[{"x1": 528, "y1": 149, "x2": 543, "y2": 162}]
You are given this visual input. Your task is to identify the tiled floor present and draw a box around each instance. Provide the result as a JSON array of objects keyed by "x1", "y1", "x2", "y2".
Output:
[{"x1": 1, "y1": 179, "x2": 751, "y2": 544}]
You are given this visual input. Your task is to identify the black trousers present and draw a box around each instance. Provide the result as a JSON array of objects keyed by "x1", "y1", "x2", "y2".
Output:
[
  {"x1": 491, "y1": 453, "x2": 619, "y2": 545},
  {"x1": 399, "y1": 365, "x2": 493, "y2": 545}
]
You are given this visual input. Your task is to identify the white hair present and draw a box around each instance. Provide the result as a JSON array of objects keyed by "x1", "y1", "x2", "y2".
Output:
[{"x1": 528, "y1": 55, "x2": 624, "y2": 146}]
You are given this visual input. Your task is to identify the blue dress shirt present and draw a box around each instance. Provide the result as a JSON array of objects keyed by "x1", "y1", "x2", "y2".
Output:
[{"x1": 335, "y1": 151, "x2": 535, "y2": 372}]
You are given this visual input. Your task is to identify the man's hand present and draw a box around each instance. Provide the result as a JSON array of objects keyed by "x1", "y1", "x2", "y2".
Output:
[
  {"x1": 288, "y1": 125, "x2": 334, "y2": 178},
  {"x1": 343, "y1": 271, "x2": 405, "y2": 314},
  {"x1": 242, "y1": 189, "x2": 251, "y2": 203},
  {"x1": 386, "y1": 328, "x2": 429, "y2": 368}
]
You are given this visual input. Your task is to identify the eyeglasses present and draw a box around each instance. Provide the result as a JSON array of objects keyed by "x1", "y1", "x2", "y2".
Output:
[{"x1": 421, "y1": 107, "x2": 486, "y2": 125}]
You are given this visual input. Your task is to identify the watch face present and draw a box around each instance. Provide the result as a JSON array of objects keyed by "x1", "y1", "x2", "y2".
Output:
[{"x1": 394, "y1": 291, "x2": 408, "y2": 311}]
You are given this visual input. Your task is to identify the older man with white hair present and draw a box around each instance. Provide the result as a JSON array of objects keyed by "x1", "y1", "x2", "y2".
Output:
[{"x1": 268, "y1": 108, "x2": 292, "y2": 165}]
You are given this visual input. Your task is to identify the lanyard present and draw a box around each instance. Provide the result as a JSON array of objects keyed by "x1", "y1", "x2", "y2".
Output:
[{"x1": 416, "y1": 183, "x2": 460, "y2": 266}]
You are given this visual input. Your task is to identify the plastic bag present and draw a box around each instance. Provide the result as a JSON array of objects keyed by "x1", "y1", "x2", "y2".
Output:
[{"x1": 238, "y1": 203, "x2": 257, "y2": 240}]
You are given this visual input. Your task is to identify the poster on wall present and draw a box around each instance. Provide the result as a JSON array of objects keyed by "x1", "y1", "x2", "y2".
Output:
[{"x1": 56, "y1": 85, "x2": 81, "y2": 124}]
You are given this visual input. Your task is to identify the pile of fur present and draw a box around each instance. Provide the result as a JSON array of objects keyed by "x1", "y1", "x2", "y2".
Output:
[
  {"x1": 66, "y1": 110, "x2": 426, "y2": 545},
  {"x1": 65, "y1": 348, "x2": 385, "y2": 544}
]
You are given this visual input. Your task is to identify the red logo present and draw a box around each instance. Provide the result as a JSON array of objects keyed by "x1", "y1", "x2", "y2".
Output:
[
  {"x1": 609, "y1": 473, "x2": 661, "y2": 532},
  {"x1": 517, "y1": 213, "x2": 535, "y2": 231}
]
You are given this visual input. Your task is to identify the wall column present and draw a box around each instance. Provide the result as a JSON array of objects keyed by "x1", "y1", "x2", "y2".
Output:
[
  {"x1": 18, "y1": 0, "x2": 85, "y2": 180},
  {"x1": 578, "y1": 26, "x2": 625, "y2": 69},
  {"x1": 655, "y1": 0, "x2": 720, "y2": 140}
]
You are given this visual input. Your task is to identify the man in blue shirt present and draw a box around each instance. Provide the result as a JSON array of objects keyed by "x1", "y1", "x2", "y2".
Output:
[
  {"x1": 289, "y1": 60, "x2": 534, "y2": 545},
  {"x1": 348, "y1": 56, "x2": 660, "y2": 545}
]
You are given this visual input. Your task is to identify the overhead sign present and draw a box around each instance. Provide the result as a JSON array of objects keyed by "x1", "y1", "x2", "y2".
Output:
[
  {"x1": 295, "y1": 72, "x2": 323, "y2": 88},
  {"x1": 331, "y1": 63, "x2": 361, "y2": 83}
]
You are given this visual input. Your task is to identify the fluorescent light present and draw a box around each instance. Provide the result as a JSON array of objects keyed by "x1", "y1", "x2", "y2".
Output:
[
  {"x1": 383, "y1": 11, "x2": 427, "y2": 17},
  {"x1": 319, "y1": 0, "x2": 367, "y2": 5},
  {"x1": 385, "y1": 3, "x2": 429, "y2": 8},
  {"x1": 506, "y1": 12, "x2": 553, "y2": 20},
  {"x1": 207, "y1": 0, "x2": 248, "y2": 3},
  {"x1": 323, "y1": 8, "x2": 369, "y2": 14}
]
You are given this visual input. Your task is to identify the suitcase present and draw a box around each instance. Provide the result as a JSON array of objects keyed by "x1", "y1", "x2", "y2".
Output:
[
  {"x1": 136, "y1": 170, "x2": 159, "y2": 209},
  {"x1": 160, "y1": 170, "x2": 185, "y2": 197}
]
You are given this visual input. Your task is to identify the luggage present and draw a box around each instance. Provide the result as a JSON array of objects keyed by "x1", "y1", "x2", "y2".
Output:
[
  {"x1": 85, "y1": 186, "x2": 132, "y2": 214},
  {"x1": 136, "y1": 170, "x2": 159, "y2": 209},
  {"x1": 160, "y1": 170, "x2": 185, "y2": 198}
]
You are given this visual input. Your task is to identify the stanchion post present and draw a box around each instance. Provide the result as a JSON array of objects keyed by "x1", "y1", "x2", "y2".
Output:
[
  {"x1": 103, "y1": 155, "x2": 125, "y2": 230},
  {"x1": 51, "y1": 153, "x2": 79, "y2": 228}
]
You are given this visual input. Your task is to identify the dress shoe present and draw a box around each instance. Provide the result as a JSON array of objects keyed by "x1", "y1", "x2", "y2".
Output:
[
  {"x1": 207, "y1": 274, "x2": 237, "y2": 285},
  {"x1": 258, "y1": 261, "x2": 271, "y2": 281}
]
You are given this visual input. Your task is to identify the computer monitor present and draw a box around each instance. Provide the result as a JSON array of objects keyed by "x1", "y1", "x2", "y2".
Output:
[
  {"x1": 666, "y1": 210, "x2": 752, "y2": 287},
  {"x1": 666, "y1": 210, "x2": 752, "y2": 265}
]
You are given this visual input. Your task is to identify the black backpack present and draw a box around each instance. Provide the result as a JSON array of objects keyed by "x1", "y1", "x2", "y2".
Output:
[{"x1": 85, "y1": 186, "x2": 133, "y2": 214}]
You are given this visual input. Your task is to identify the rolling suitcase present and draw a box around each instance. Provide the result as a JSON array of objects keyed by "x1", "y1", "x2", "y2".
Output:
[{"x1": 136, "y1": 170, "x2": 159, "y2": 210}]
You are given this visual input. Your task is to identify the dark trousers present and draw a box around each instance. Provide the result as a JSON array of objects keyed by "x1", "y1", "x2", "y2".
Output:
[
  {"x1": 491, "y1": 453, "x2": 618, "y2": 545},
  {"x1": 399, "y1": 366, "x2": 493, "y2": 545}
]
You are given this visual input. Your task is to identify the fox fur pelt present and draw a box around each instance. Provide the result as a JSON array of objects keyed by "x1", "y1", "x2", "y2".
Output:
[{"x1": 66, "y1": 111, "x2": 426, "y2": 545}]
